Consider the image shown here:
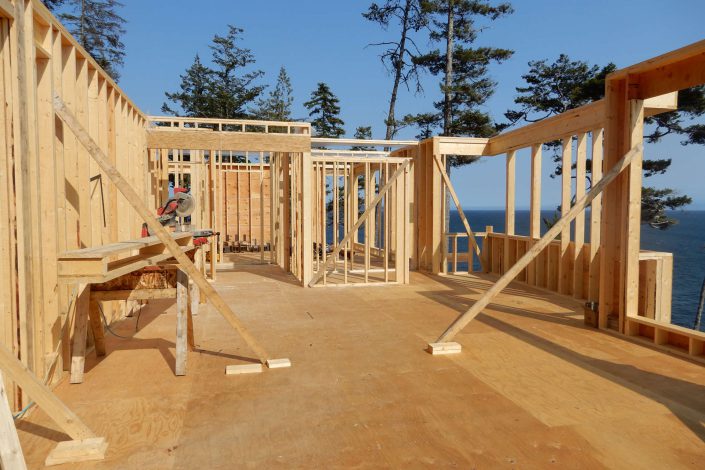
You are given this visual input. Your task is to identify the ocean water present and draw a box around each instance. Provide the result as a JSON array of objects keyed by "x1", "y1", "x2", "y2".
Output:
[{"x1": 449, "y1": 210, "x2": 705, "y2": 331}]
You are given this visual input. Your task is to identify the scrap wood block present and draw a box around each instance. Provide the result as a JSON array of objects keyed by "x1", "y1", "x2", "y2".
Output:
[
  {"x1": 427, "y1": 342, "x2": 462, "y2": 355},
  {"x1": 225, "y1": 363, "x2": 263, "y2": 375},
  {"x1": 45, "y1": 437, "x2": 108, "y2": 466},
  {"x1": 266, "y1": 358, "x2": 291, "y2": 369}
]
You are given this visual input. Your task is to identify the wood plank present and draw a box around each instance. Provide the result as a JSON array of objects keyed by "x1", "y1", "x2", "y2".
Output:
[
  {"x1": 0, "y1": 342, "x2": 95, "y2": 440},
  {"x1": 146, "y1": 129, "x2": 310, "y2": 153},
  {"x1": 90, "y1": 288, "x2": 177, "y2": 301},
  {"x1": 175, "y1": 270, "x2": 187, "y2": 376},
  {"x1": 485, "y1": 93, "x2": 678, "y2": 155},
  {"x1": 44, "y1": 437, "x2": 107, "y2": 466},
  {"x1": 435, "y1": 143, "x2": 642, "y2": 343},
  {"x1": 0, "y1": 370, "x2": 27, "y2": 470},
  {"x1": 59, "y1": 233, "x2": 192, "y2": 259}
]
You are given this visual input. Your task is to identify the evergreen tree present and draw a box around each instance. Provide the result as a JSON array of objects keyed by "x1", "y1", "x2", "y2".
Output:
[
  {"x1": 254, "y1": 66, "x2": 294, "y2": 121},
  {"x1": 407, "y1": 0, "x2": 513, "y2": 145},
  {"x1": 505, "y1": 54, "x2": 699, "y2": 227},
  {"x1": 162, "y1": 25, "x2": 265, "y2": 120},
  {"x1": 363, "y1": 1, "x2": 427, "y2": 139},
  {"x1": 351, "y1": 126, "x2": 375, "y2": 150},
  {"x1": 304, "y1": 83, "x2": 345, "y2": 138},
  {"x1": 59, "y1": 0, "x2": 126, "y2": 81},
  {"x1": 41, "y1": 0, "x2": 65, "y2": 11},
  {"x1": 208, "y1": 25, "x2": 265, "y2": 119},
  {"x1": 161, "y1": 55, "x2": 213, "y2": 118}
]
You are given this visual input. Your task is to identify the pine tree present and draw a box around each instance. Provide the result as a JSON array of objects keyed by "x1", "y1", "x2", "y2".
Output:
[
  {"x1": 505, "y1": 54, "x2": 699, "y2": 227},
  {"x1": 254, "y1": 66, "x2": 294, "y2": 121},
  {"x1": 161, "y1": 55, "x2": 214, "y2": 118},
  {"x1": 304, "y1": 83, "x2": 345, "y2": 138},
  {"x1": 408, "y1": 0, "x2": 513, "y2": 144},
  {"x1": 208, "y1": 25, "x2": 265, "y2": 119},
  {"x1": 351, "y1": 126, "x2": 374, "y2": 150},
  {"x1": 162, "y1": 25, "x2": 265, "y2": 120},
  {"x1": 59, "y1": 0, "x2": 127, "y2": 81},
  {"x1": 363, "y1": 1, "x2": 427, "y2": 139},
  {"x1": 41, "y1": 0, "x2": 65, "y2": 11}
]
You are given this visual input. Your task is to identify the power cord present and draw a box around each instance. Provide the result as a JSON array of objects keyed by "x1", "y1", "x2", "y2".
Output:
[{"x1": 14, "y1": 286, "x2": 79, "y2": 420}]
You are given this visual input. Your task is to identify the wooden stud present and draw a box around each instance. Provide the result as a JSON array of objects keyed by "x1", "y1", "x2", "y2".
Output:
[
  {"x1": 302, "y1": 153, "x2": 313, "y2": 285},
  {"x1": 588, "y1": 128, "x2": 603, "y2": 302},
  {"x1": 573, "y1": 133, "x2": 587, "y2": 299},
  {"x1": 559, "y1": 138, "x2": 572, "y2": 295},
  {"x1": 505, "y1": 151, "x2": 516, "y2": 274},
  {"x1": 365, "y1": 162, "x2": 371, "y2": 283},
  {"x1": 624, "y1": 100, "x2": 645, "y2": 323},
  {"x1": 528, "y1": 144, "x2": 542, "y2": 286}
]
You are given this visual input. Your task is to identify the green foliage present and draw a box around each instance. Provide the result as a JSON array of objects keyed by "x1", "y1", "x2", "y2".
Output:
[
  {"x1": 404, "y1": 0, "x2": 513, "y2": 153},
  {"x1": 208, "y1": 26, "x2": 265, "y2": 119},
  {"x1": 162, "y1": 25, "x2": 265, "y2": 120},
  {"x1": 399, "y1": 112, "x2": 438, "y2": 139},
  {"x1": 504, "y1": 55, "x2": 615, "y2": 125},
  {"x1": 162, "y1": 55, "x2": 213, "y2": 118},
  {"x1": 351, "y1": 126, "x2": 375, "y2": 150},
  {"x1": 646, "y1": 85, "x2": 705, "y2": 145},
  {"x1": 363, "y1": 1, "x2": 428, "y2": 139},
  {"x1": 641, "y1": 188, "x2": 692, "y2": 228},
  {"x1": 254, "y1": 67, "x2": 294, "y2": 121},
  {"x1": 505, "y1": 54, "x2": 700, "y2": 227},
  {"x1": 58, "y1": 0, "x2": 126, "y2": 81},
  {"x1": 304, "y1": 83, "x2": 345, "y2": 138}
]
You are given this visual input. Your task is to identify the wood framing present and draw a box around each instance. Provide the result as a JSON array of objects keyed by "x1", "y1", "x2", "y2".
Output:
[
  {"x1": 435, "y1": 143, "x2": 642, "y2": 343},
  {"x1": 146, "y1": 129, "x2": 310, "y2": 153},
  {"x1": 54, "y1": 95, "x2": 273, "y2": 364}
]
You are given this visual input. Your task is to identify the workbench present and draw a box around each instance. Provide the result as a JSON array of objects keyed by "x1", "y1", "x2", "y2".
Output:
[{"x1": 58, "y1": 232, "x2": 205, "y2": 383}]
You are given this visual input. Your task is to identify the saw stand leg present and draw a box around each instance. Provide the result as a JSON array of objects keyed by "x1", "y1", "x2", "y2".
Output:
[{"x1": 176, "y1": 269, "x2": 195, "y2": 376}]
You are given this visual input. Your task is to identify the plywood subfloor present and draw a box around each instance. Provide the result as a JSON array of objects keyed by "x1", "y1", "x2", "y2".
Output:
[{"x1": 16, "y1": 268, "x2": 705, "y2": 469}]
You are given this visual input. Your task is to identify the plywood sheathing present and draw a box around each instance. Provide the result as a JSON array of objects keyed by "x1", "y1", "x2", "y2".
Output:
[{"x1": 15, "y1": 268, "x2": 705, "y2": 469}]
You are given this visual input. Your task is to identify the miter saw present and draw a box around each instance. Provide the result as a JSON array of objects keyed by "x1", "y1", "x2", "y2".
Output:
[{"x1": 142, "y1": 187, "x2": 216, "y2": 246}]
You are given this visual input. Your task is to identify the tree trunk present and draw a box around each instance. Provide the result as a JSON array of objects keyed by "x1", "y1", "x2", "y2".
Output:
[
  {"x1": 384, "y1": 0, "x2": 413, "y2": 141},
  {"x1": 442, "y1": 2, "x2": 455, "y2": 268},
  {"x1": 443, "y1": 1, "x2": 454, "y2": 136},
  {"x1": 695, "y1": 276, "x2": 705, "y2": 331}
]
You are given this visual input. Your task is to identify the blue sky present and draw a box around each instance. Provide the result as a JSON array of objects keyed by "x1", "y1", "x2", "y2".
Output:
[{"x1": 114, "y1": 0, "x2": 705, "y2": 209}]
